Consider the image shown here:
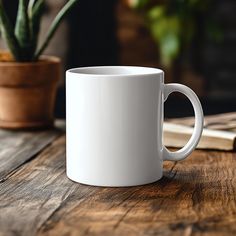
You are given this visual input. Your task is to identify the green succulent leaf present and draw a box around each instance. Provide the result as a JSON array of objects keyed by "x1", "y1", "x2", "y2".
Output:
[
  {"x1": 15, "y1": 0, "x2": 31, "y2": 61},
  {"x1": 0, "y1": 0, "x2": 78, "y2": 62},
  {"x1": 29, "y1": 0, "x2": 45, "y2": 60},
  {"x1": 34, "y1": 0, "x2": 78, "y2": 60},
  {"x1": 0, "y1": 0, "x2": 21, "y2": 61},
  {"x1": 28, "y1": 0, "x2": 37, "y2": 17}
]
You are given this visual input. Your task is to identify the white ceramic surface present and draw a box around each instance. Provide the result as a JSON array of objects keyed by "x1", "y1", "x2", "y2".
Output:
[{"x1": 66, "y1": 66, "x2": 204, "y2": 187}]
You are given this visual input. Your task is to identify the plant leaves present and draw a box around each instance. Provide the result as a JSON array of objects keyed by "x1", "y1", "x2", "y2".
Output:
[
  {"x1": 34, "y1": 0, "x2": 78, "y2": 60},
  {"x1": 160, "y1": 33, "x2": 180, "y2": 66},
  {"x1": 149, "y1": 15, "x2": 181, "y2": 66},
  {"x1": 29, "y1": 0, "x2": 45, "y2": 60},
  {"x1": 15, "y1": 0, "x2": 31, "y2": 61},
  {"x1": 148, "y1": 6, "x2": 165, "y2": 20},
  {"x1": 0, "y1": 0, "x2": 21, "y2": 61}
]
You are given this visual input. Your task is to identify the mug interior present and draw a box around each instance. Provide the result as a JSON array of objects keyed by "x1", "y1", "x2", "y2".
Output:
[{"x1": 67, "y1": 66, "x2": 163, "y2": 76}]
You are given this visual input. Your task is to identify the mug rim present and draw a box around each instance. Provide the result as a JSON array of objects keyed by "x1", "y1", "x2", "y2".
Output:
[{"x1": 66, "y1": 66, "x2": 163, "y2": 77}]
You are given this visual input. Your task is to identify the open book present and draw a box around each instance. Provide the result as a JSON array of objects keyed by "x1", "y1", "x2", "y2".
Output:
[{"x1": 164, "y1": 112, "x2": 236, "y2": 151}]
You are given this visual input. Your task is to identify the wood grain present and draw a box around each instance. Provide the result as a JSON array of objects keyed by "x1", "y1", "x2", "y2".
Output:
[
  {"x1": 0, "y1": 127, "x2": 62, "y2": 182},
  {"x1": 0, "y1": 132, "x2": 236, "y2": 236}
]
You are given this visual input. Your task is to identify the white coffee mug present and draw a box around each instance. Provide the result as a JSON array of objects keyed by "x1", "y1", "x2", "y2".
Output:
[{"x1": 66, "y1": 66, "x2": 203, "y2": 187}]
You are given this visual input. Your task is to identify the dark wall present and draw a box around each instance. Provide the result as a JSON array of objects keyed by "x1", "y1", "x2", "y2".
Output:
[
  {"x1": 165, "y1": 0, "x2": 236, "y2": 117},
  {"x1": 201, "y1": 0, "x2": 236, "y2": 99},
  {"x1": 66, "y1": 0, "x2": 118, "y2": 68}
]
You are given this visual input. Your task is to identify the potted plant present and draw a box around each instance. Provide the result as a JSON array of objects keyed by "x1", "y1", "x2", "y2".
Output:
[{"x1": 0, "y1": 0, "x2": 77, "y2": 129}]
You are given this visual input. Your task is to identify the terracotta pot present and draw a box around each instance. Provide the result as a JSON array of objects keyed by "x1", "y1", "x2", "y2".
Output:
[{"x1": 0, "y1": 55, "x2": 61, "y2": 129}]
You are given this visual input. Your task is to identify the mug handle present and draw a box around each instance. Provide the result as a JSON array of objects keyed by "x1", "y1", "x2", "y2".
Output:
[{"x1": 163, "y1": 83, "x2": 204, "y2": 161}]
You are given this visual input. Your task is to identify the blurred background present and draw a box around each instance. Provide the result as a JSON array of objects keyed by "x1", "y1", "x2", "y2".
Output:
[{"x1": 1, "y1": 0, "x2": 236, "y2": 118}]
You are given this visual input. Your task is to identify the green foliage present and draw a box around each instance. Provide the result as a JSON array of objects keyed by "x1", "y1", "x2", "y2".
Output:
[
  {"x1": 130, "y1": 0, "x2": 216, "y2": 67},
  {"x1": 28, "y1": 0, "x2": 45, "y2": 59},
  {"x1": 0, "y1": 0, "x2": 78, "y2": 62},
  {"x1": 15, "y1": 0, "x2": 31, "y2": 61},
  {"x1": 34, "y1": 0, "x2": 78, "y2": 60}
]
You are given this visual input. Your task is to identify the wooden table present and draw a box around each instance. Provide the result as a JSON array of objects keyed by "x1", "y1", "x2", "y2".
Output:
[{"x1": 0, "y1": 122, "x2": 236, "y2": 236}]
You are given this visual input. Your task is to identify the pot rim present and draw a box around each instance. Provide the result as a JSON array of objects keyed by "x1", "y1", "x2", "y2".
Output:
[
  {"x1": 0, "y1": 55, "x2": 60, "y2": 66},
  {"x1": 0, "y1": 54, "x2": 61, "y2": 87}
]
